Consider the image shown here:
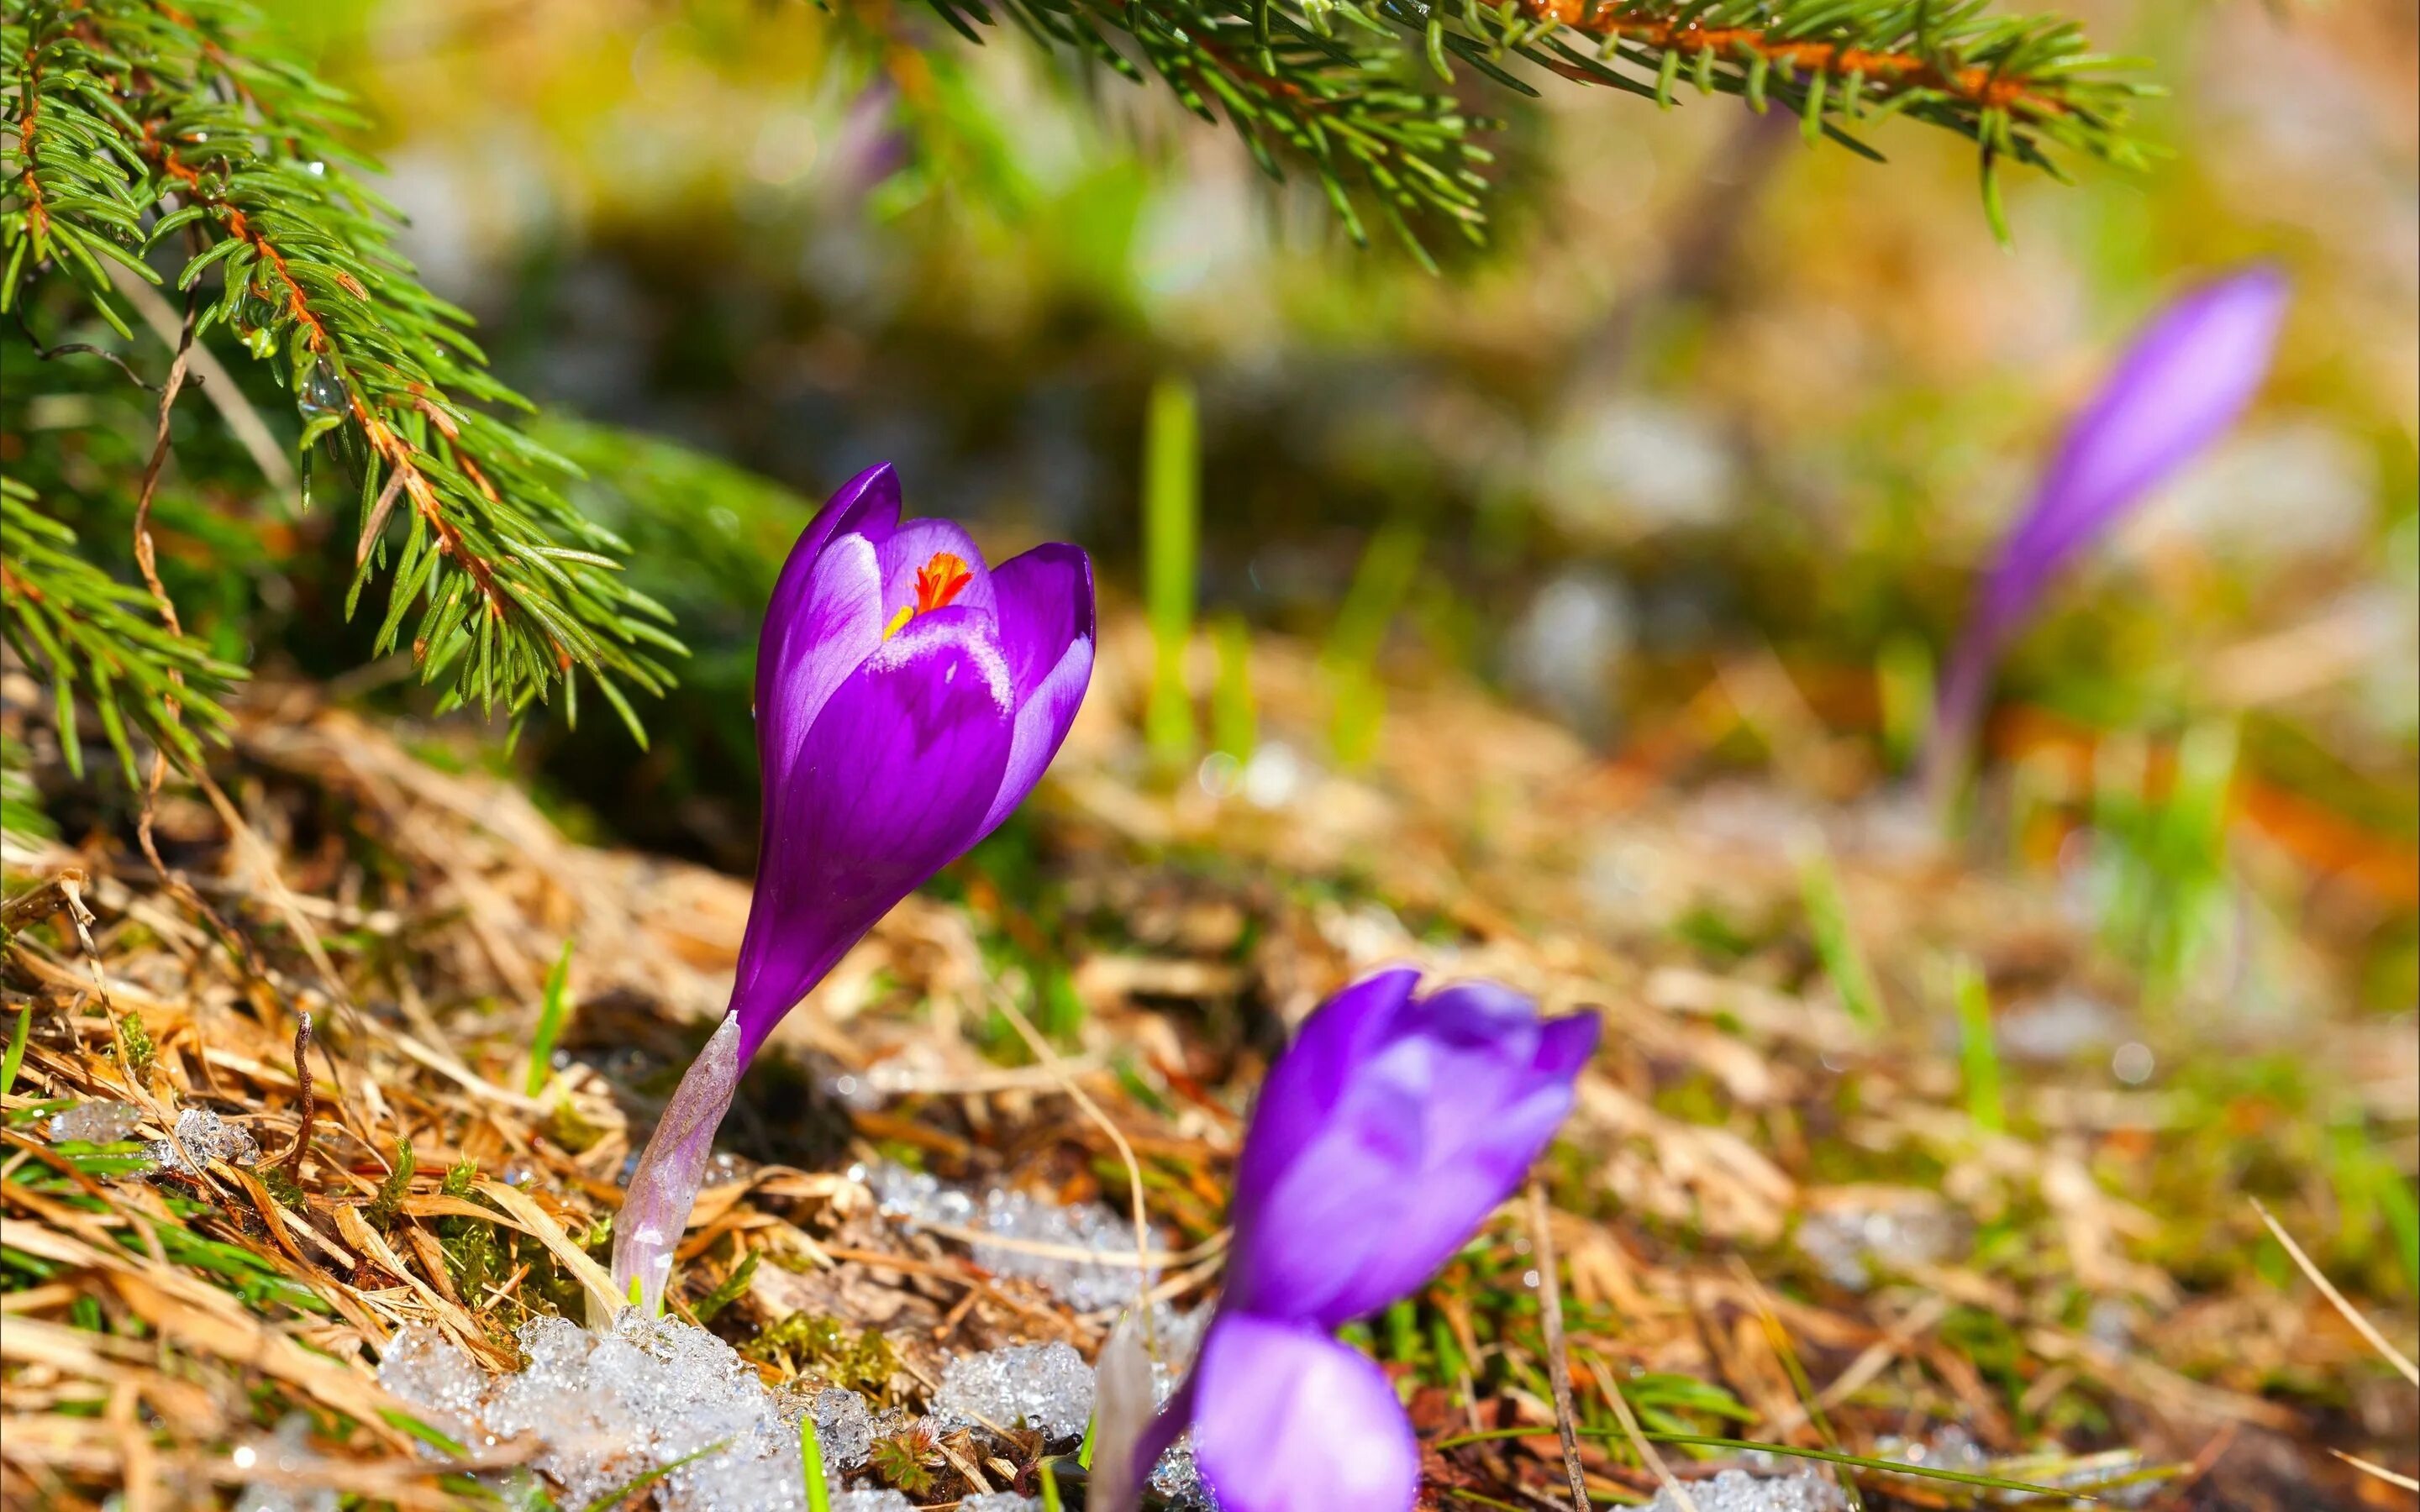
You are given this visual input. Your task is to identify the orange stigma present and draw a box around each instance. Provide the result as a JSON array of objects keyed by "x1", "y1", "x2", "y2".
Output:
[
  {"x1": 915, "y1": 553, "x2": 973, "y2": 613},
  {"x1": 886, "y1": 552, "x2": 975, "y2": 639}
]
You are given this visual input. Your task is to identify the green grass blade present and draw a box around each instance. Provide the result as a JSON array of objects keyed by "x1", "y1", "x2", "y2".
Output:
[
  {"x1": 1322, "y1": 522, "x2": 1423, "y2": 769},
  {"x1": 526, "y1": 939, "x2": 574, "y2": 1097},
  {"x1": 1954, "y1": 955, "x2": 2006, "y2": 1133},
  {"x1": 1212, "y1": 612, "x2": 1257, "y2": 760},
  {"x1": 1877, "y1": 634, "x2": 1934, "y2": 776},
  {"x1": 582, "y1": 1437, "x2": 730, "y2": 1511},
  {"x1": 1144, "y1": 375, "x2": 1200, "y2": 768},
  {"x1": 801, "y1": 1412, "x2": 833, "y2": 1512},
  {"x1": 692, "y1": 1248, "x2": 759, "y2": 1324},
  {"x1": 1, "y1": 1005, "x2": 29, "y2": 1100},
  {"x1": 1800, "y1": 847, "x2": 1883, "y2": 1028}
]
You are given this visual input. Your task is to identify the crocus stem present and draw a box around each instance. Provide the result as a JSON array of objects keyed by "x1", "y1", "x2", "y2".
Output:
[
  {"x1": 1083, "y1": 1311, "x2": 1156, "y2": 1512},
  {"x1": 607, "y1": 1011, "x2": 744, "y2": 1323},
  {"x1": 1924, "y1": 609, "x2": 2007, "y2": 816}
]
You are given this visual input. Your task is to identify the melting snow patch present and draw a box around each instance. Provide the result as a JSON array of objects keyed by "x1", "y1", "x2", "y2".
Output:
[
  {"x1": 373, "y1": 1326, "x2": 487, "y2": 1448},
  {"x1": 1792, "y1": 1194, "x2": 1968, "y2": 1292},
  {"x1": 46, "y1": 1099, "x2": 145, "y2": 1144},
  {"x1": 861, "y1": 1161, "x2": 1154, "y2": 1312},
  {"x1": 1641, "y1": 1469, "x2": 1847, "y2": 1511},
  {"x1": 1130, "y1": 1305, "x2": 1219, "y2": 1509},
  {"x1": 376, "y1": 1301, "x2": 1221, "y2": 1509},
  {"x1": 145, "y1": 1108, "x2": 259, "y2": 1173},
  {"x1": 929, "y1": 1341, "x2": 1095, "y2": 1441},
  {"x1": 378, "y1": 1311, "x2": 876, "y2": 1511}
]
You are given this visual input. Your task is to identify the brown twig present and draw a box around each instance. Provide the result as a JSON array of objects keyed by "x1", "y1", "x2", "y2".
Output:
[
  {"x1": 103, "y1": 261, "x2": 297, "y2": 492},
  {"x1": 8, "y1": 307, "x2": 159, "y2": 391},
  {"x1": 120, "y1": 286, "x2": 256, "y2": 975},
  {"x1": 15, "y1": 32, "x2": 50, "y2": 242},
  {"x1": 278, "y1": 1012, "x2": 316, "y2": 1180},
  {"x1": 2328, "y1": 1448, "x2": 2420, "y2": 1493},
  {"x1": 127, "y1": 289, "x2": 198, "y2": 648},
  {"x1": 1528, "y1": 1179, "x2": 1591, "y2": 1512},
  {"x1": 1525, "y1": 2, "x2": 2074, "y2": 118},
  {"x1": 1, "y1": 869, "x2": 97, "y2": 947}
]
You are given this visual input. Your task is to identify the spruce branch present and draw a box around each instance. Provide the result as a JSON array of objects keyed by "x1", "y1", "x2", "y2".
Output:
[
  {"x1": 0, "y1": 478, "x2": 243, "y2": 787},
  {"x1": 1, "y1": 0, "x2": 684, "y2": 740},
  {"x1": 901, "y1": 0, "x2": 2152, "y2": 250}
]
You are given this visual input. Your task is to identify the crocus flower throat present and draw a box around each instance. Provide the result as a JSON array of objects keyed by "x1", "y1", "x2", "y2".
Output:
[{"x1": 884, "y1": 551, "x2": 974, "y2": 639}]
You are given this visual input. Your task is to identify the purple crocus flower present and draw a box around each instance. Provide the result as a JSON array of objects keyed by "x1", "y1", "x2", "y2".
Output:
[
  {"x1": 608, "y1": 463, "x2": 1095, "y2": 1316},
  {"x1": 1125, "y1": 969, "x2": 1599, "y2": 1512},
  {"x1": 1930, "y1": 267, "x2": 2289, "y2": 799}
]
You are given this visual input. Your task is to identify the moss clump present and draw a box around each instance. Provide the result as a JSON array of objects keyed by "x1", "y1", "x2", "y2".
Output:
[
  {"x1": 365, "y1": 1136, "x2": 415, "y2": 1230},
  {"x1": 438, "y1": 1159, "x2": 499, "y2": 1300},
  {"x1": 741, "y1": 1310, "x2": 896, "y2": 1392},
  {"x1": 118, "y1": 1012, "x2": 155, "y2": 1077},
  {"x1": 260, "y1": 1166, "x2": 309, "y2": 1211},
  {"x1": 544, "y1": 1098, "x2": 603, "y2": 1154}
]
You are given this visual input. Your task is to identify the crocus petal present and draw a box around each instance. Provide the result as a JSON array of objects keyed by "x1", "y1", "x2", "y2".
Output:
[
  {"x1": 980, "y1": 635, "x2": 1092, "y2": 836},
  {"x1": 2022, "y1": 266, "x2": 2289, "y2": 565},
  {"x1": 607, "y1": 1012, "x2": 743, "y2": 1321},
  {"x1": 755, "y1": 463, "x2": 901, "y2": 721},
  {"x1": 1932, "y1": 268, "x2": 2287, "y2": 791},
  {"x1": 990, "y1": 543, "x2": 1097, "y2": 694},
  {"x1": 756, "y1": 532, "x2": 884, "y2": 793},
  {"x1": 1229, "y1": 968, "x2": 1419, "y2": 1241},
  {"x1": 1189, "y1": 1313, "x2": 1419, "y2": 1512},
  {"x1": 1406, "y1": 984, "x2": 1597, "y2": 1163},
  {"x1": 1225, "y1": 1033, "x2": 1431, "y2": 1324},
  {"x1": 1225, "y1": 978, "x2": 1596, "y2": 1327},
  {"x1": 975, "y1": 545, "x2": 1097, "y2": 836},
  {"x1": 734, "y1": 609, "x2": 1014, "y2": 1057},
  {"x1": 1318, "y1": 1076, "x2": 1585, "y2": 1318},
  {"x1": 877, "y1": 518, "x2": 999, "y2": 622}
]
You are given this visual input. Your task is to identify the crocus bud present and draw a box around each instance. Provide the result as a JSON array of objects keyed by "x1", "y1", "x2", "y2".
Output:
[
  {"x1": 610, "y1": 464, "x2": 1095, "y2": 1315},
  {"x1": 1932, "y1": 267, "x2": 2289, "y2": 799},
  {"x1": 1126, "y1": 969, "x2": 1598, "y2": 1512}
]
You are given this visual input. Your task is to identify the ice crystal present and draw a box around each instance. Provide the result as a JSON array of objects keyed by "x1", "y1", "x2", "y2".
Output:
[
  {"x1": 145, "y1": 1108, "x2": 260, "y2": 1173},
  {"x1": 928, "y1": 1341, "x2": 1094, "y2": 1441},
  {"x1": 46, "y1": 1099, "x2": 144, "y2": 1144},
  {"x1": 1640, "y1": 1470, "x2": 1847, "y2": 1512},
  {"x1": 374, "y1": 1326, "x2": 489, "y2": 1448},
  {"x1": 861, "y1": 1162, "x2": 1152, "y2": 1312},
  {"x1": 376, "y1": 1312, "x2": 879, "y2": 1511}
]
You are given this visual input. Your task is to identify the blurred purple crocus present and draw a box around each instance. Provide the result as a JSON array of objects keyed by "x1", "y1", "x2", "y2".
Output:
[
  {"x1": 1929, "y1": 266, "x2": 2289, "y2": 801},
  {"x1": 1123, "y1": 969, "x2": 1598, "y2": 1512},
  {"x1": 608, "y1": 464, "x2": 1095, "y2": 1317}
]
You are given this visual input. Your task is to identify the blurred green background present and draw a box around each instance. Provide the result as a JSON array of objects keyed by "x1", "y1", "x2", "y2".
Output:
[{"x1": 37, "y1": 0, "x2": 2420, "y2": 1004}]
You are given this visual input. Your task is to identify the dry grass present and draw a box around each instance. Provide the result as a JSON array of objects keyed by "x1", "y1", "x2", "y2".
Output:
[{"x1": 1, "y1": 616, "x2": 2412, "y2": 1509}]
